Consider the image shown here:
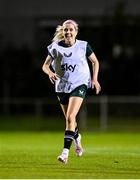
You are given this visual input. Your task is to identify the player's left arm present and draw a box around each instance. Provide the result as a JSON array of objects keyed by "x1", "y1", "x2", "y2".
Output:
[{"x1": 88, "y1": 52, "x2": 101, "y2": 94}]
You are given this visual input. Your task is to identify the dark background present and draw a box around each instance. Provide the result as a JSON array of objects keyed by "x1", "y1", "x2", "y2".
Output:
[
  {"x1": 0, "y1": 0, "x2": 140, "y2": 99},
  {"x1": 0, "y1": 0, "x2": 140, "y2": 132}
]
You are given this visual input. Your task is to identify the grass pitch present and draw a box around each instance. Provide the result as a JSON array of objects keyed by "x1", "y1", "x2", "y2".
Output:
[{"x1": 0, "y1": 131, "x2": 140, "y2": 179}]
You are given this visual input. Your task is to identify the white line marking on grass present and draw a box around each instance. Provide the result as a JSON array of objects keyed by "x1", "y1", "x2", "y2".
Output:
[{"x1": 84, "y1": 147, "x2": 140, "y2": 156}]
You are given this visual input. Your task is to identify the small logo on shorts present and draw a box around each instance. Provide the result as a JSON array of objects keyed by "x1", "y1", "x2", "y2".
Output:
[{"x1": 79, "y1": 90, "x2": 84, "y2": 95}]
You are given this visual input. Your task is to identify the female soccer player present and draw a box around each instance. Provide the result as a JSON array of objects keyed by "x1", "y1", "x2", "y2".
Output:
[{"x1": 42, "y1": 19, "x2": 101, "y2": 164}]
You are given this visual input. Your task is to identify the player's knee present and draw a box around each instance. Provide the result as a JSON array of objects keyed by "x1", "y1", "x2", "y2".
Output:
[{"x1": 66, "y1": 114, "x2": 75, "y2": 125}]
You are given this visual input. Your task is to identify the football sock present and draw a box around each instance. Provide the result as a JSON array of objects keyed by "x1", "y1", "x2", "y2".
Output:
[
  {"x1": 64, "y1": 130, "x2": 75, "y2": 150},
  {"x1": 62, "y1": 148, "x2": 69, "y2": 157},
  {"x1": 74, "y1": 126, "x2": 79, "y2": 140}
]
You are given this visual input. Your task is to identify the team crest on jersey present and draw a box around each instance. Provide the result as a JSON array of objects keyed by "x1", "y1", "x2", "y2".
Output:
[{"x1": 64, "y1": 52, "x2": 72, "y2": 57}]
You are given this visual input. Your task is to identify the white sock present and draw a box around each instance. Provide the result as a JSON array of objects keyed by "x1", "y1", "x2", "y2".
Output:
[{"x1": 62, "y1": 148, "x2": 69, "y2": 157}]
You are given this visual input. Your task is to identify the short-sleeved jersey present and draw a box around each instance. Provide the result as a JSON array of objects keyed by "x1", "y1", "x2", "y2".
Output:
[{"x1": 47, "y1": 39, "x2": 92, "y2": 93}]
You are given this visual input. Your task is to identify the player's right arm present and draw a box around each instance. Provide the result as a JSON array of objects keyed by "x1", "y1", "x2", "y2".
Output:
[{"x1": 42, "y1": 55, "x2": 59, "y2": 84}]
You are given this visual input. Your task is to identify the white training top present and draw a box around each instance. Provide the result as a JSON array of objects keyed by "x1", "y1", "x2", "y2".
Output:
[{"x1": 47, "y1": 39, "x2": 91, "y2": 93}]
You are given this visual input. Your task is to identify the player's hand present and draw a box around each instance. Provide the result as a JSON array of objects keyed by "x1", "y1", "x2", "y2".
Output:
[
  {"x1": 92, "y1": 80, "x2": 101, "y2": 94},
  {"x1": 48, "y1": 71, "x2": 59, "y2": 84}
]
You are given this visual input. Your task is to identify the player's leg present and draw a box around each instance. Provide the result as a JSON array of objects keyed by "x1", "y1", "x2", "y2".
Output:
[
  {"x1": 57, "y1": 94, "x2": 70, "y2": 164},
  {"x1": 69, "y1": 84, "x2": 87, "y2": 156},
  {"x1": 59, "y1": 103, "x2": 81, "y2": 156},
  {"x1": 66, "y1": 97, "x2": 84, "y2": 156},
  {"x1": 57, "y1": 103, "x2": 72, "y2": 164},
  {"x1": 60, "y1": 103, "x2": 78, "y2": 133},
  {"x1": 66, "y1": 96, "x2": 83, "y2": 131},
  {"x1": 58, "y1": 96, "x2": 83, "y2": 163}
]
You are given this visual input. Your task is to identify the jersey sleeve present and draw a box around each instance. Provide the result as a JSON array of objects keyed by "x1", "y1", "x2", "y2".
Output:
[{"x1": 86, "y1": 43, "x2": 93, "y2": 57}]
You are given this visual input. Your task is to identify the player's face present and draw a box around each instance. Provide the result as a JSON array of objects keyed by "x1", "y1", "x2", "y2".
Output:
[{"x1": 63, "y1": 23, "x2": 78, "y2": 44}]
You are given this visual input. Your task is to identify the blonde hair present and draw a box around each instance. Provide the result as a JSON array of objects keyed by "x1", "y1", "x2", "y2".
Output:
[{"x1": 52, "y1": 19, "x2": 78, "y2": 42}]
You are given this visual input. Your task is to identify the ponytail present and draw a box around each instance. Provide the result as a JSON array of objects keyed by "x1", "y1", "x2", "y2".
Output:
[{"x1": 52, "y1": 25, "x2": 64, "y2": 42}]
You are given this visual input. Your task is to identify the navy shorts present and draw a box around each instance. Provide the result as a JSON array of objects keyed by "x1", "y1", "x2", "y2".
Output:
[{"x1": 57, "y1": 84, "x2": 87, "y2": 105}]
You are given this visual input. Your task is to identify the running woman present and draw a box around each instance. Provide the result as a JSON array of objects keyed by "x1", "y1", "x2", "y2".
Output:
[{"x1": 42, "y1": 19, "x2": 101, "y2": 164}]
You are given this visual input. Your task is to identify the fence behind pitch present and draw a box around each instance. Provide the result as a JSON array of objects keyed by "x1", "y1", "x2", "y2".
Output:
[{"x1": 0, "y1": 96, "x2": 140, "y2": 131}]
